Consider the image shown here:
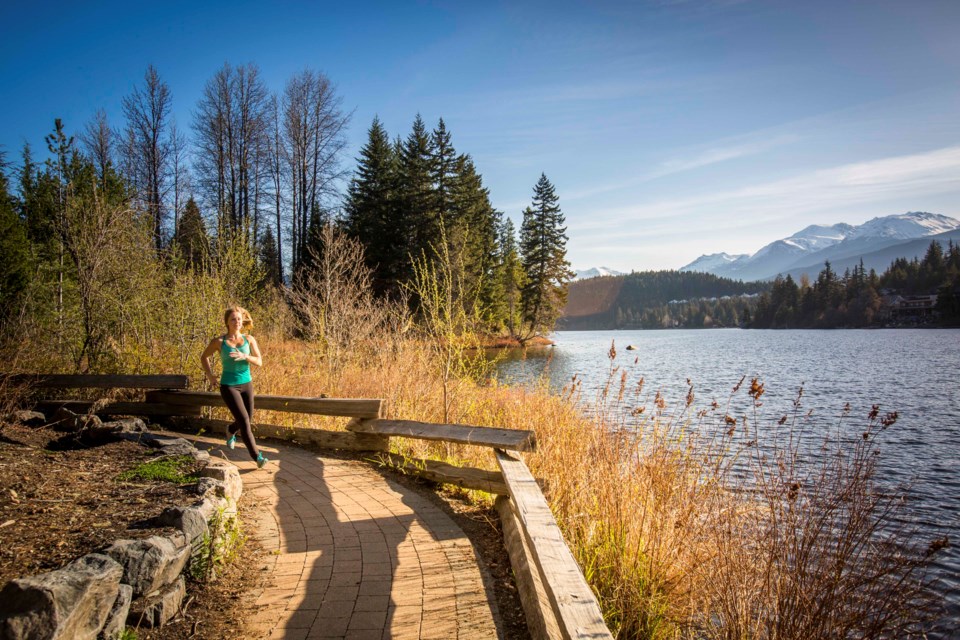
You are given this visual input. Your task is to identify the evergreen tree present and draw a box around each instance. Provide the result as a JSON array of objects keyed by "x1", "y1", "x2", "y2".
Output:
[
  {"x1": 173, "y1": 197, "x2": 209, "y2": 270},
  {"x1": 45, "y1": 119, "x2": 75, "y2": 334},
  {"x1": 259, "y1": 225, "x2": 282, "y2": 287},
  {"x1": 344, "y1": 117, "x2": 405, "y2": 296},
  {"x1": 451, "y1": 155, "x2": 503, "y2": 329},
  {"x1": 19, "y1": 143, "x2": 56, "y2": 249},
  {"x1": 297, "y1": 204, "x2": 332, "y2": 277},
  {"x1": 398, "y1": 115, "x2": 437, "y2": 268},
  {"x1": 0, "y1": 156, "x2": 32, "y2": 327},
  {"x1": 519, "y1": 173, "x2": 572, "y2": 337},
  {"x1": 430, "y1": 117, "x2": 458, "y2": 241},
  {"x1": 498, "y1": 218, "x2": 525, "y2": 337}
]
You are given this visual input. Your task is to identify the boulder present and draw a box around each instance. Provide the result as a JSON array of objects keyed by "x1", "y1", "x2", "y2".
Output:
[
  {"x1": 199, "y1": 463, "x2": 242, "y2": 502},
  {"x1": 104, "y1": 535, "x2": 189, "y2": 598},
  {"x1": 0, "y1": 553, "x2": 123, "y2": 640},
  {"x1": 188, "y1": 477, "x2": 221, "y2": 498},
  {"x1": 154, "y1": 506, "x2": 209, "y2": 545},
  {"x1": 48, "y1": 409, "x2": 102, "y2": 434},
  {"x1": 104, "y1": 418, "x2": 147, "y2": 435},
  {"x1": 96, "y1": 584, "x2": 131, "y2": 640},
  {"x1": 6, "y1": 410, "x2": 46, "y2": 427},
  {"x1": 50, "y1": 407, "x2": 78, "y2": 432},
  {"x1": 140, "y1": 435, "x2": 197, "y2": 457},
  {"x1": 126, "y1": 576, "x2": 185, "y2": 628}
]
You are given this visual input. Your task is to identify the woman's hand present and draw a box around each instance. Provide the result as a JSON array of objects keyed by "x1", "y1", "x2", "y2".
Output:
[{"x1": 228, "y1": 350, "x2": 247, "y2": 362}]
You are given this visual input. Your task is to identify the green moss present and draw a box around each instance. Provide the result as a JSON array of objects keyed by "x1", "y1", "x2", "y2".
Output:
[{"x1": 117, "y1": 455, "x2": 199, "y2": 484}]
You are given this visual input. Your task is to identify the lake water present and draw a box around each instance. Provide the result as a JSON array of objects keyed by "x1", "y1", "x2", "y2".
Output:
[{"x1": 495, "y1": 328, "x2": 960, "y2": 633}]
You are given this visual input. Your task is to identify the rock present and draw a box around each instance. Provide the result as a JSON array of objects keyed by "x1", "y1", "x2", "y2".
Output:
[
  {"x1": 0, "y1": 553, "x2": 123, "y2": 640},
  {"x1": 140, "y1": 435, "x2": 197, "y2": 457},
  {"x1": 193, "y1": 497, "x2": 226, "y2": 523},
  {"x1": 190, "y1": 448, "x2": 210, "y2": 464},
  {"x1": 48, "y1": 409, "x2": 102, "y2": 433},
  {"x1": 625, "y1": 344, "x2": 638, "y2": 351},
  {"x1": 188, "y1": 477, "x2": 221, "y2": 498},
  {"x1": 104, "y1": 535, "x2": 190, "y2": 598},
  {"x1": 6, "y1": 410, "x2": 46, "y2": 427},
  {"x1": 103, "y1": 418, "x2": 147, "y2": 435},
  {"x1": 199, "y1": 463, "x2": 242, "y2": 502},
  {"x1": 96, "y1": 584, "x2": 131, "y2": 640},
  {"x1": 50, "y1": 407, "x2": 79, "y2": 432},
  {"x1": 154, "y1": 506, "x2": 209, "y2": 545},
  {"x1": 126, "y1": 576, "x2": 185, "y2": 628}
]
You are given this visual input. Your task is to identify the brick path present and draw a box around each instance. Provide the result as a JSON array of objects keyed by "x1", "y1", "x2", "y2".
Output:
[{"x1": 188, "y1": 435, "x2": 502, "y2": 639}]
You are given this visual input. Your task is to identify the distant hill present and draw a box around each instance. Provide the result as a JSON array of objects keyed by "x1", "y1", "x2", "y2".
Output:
[
  {"x1": 680, "y1": 212, "x2": 959, "y2": 281},
  {"x1": 560, "y1": 270, "x2": 768, "y2": 330}
]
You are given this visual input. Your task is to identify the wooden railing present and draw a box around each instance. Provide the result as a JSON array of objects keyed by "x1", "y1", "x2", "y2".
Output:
[{"x1": 18, "y1": 374, "x2": 613, "y2": 640}]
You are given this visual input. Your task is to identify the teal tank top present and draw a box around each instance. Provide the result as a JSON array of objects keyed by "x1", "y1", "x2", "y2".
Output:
[{"x1": 220, "y1": 335, "x2": 252, "y2": 386}]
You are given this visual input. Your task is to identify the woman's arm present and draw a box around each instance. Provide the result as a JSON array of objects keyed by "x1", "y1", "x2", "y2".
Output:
[
  {"x1": 199, "y1": 337, "x2": 221, "y2": 387},
  {"x1": 245, "y1": 336, "x2": 263, "y2": 367}
]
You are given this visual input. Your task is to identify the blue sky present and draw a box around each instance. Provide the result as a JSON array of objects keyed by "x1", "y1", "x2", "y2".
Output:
[{"x1": 2, "y1": 0, "x2": 959, "y2": 271}]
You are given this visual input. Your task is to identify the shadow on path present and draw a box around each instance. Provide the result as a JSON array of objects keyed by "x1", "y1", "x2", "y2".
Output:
[{"x1": 186, "y1": 434, "x2": 501, "y2": 639}]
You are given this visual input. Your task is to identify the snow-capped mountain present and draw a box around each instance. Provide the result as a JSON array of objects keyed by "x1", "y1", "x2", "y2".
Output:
[
  {"x1": 573, "y1": 266, "x2": 624, "y2": 281},
  {"x1": 679, "y1": 252, "x2": 749, "y2": 273},
  {"x1": 680, "y1": 212, "x2": 959, "y2": 282}
]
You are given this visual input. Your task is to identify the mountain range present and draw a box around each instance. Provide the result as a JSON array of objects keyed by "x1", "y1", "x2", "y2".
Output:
[{"x1": 679, "y1": 212, "x2": 960, "y2": 282}]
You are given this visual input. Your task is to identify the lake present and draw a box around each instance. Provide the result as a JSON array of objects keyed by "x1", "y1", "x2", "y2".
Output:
[{"x1": 495, "y1": 328, "x2": 960, "y2": 634}]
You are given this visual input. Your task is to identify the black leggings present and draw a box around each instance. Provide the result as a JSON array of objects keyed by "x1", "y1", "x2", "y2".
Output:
[{"x1": 220, "y1": 382, "x2": 259, "y2": 460}]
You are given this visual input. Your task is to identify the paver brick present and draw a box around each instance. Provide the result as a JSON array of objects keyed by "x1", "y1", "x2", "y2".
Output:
[{"x1": 175, "y1": 434, "x2": 500, "y2": 639}]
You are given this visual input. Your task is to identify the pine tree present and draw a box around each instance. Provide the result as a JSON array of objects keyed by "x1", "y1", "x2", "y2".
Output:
[
  {"x1": 430, "y1": 118, "x2": 457, "y2": 240},
  {"x1": 173, "y1": 197, "x2": 209, "y2": 270},
  {"x1": 259, "y1": 225, "x2": 282, "y2": 287},
  {"x1": 344, "y1": 117, "x2": 405, "y2": 296},
  {"x1": 45, "y1": 119, "x2": 74, "y2": 335},
  {"x1": 398, "y1": 115, "x2": 437, "y2": 268},
  {"x1": 498, "y1": 218, "x2": 525, "y2": 337},
  {"x1": 451, "y1": 154, "x2": 502, "y2": 329},
  {"x1": 519, "y1": 174, "x2": 572, "y2": 337},
  {"x1": 0, "y1": 156, "x2": 32, "y2": 327}
]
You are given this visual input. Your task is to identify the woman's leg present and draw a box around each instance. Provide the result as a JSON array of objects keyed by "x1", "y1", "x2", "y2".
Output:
[
  {"x1": 237, "y1": 382, "x2": 259, "y2": 459},
  {"x1": 220, "y1": 383, "x2": 260, "y2": 460},
  {"x1": 218, "y1": 385, "x2": 240, "y2": 437}
]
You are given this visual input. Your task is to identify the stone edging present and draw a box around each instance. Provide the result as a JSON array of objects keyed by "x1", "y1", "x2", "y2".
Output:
[{"x1": 0, "y1": 419, "x2": 242, "y2": 640}]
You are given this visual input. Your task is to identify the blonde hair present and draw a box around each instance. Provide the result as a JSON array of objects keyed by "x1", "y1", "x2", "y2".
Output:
[{"x1": 223, "y1": 306, "x2": 254, "y2": 332}]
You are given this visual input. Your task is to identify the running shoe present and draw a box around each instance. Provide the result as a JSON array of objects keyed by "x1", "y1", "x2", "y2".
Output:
[{"x1": 226, "y1": 434, "x2": 237, "y2": 450}]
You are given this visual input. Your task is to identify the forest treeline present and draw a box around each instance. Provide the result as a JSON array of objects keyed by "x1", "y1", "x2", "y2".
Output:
[
  {"x1": 562, "y1": 241, "x2": 960, "y2": 330},
  {"x1": 0, "y1": 63, "x2": 573, "y2": 372},
  {"x1": 561, "y1": 270, "x2": 768, "y2": 329},
  {"x1": 750, "y1": 241, "x2": 960, "y2": 328}
]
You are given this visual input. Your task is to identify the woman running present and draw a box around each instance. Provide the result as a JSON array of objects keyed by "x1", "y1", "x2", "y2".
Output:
[{"x1": 200, "y1": 306, "x2": 269, "y2": 468}]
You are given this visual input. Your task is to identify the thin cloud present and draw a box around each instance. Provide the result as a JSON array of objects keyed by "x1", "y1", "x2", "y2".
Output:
[
  {"x1": 571, "y1": 144, "x2": 960, "y2": 236},
  {"x1": 564, "y1": 133, "x2": 800, "y2": 202}
]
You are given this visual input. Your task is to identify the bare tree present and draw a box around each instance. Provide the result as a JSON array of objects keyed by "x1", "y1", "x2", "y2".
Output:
[
  {"x1": 282, "y1": 69, "x2": 350, "y2": 272},
  {"x1": 122, "y1": 64, "x2": 172, "y2": 249},
  {"x1": 287, "y1": 223, "x2": 400, "y2": 375},
  {"x1": 79, "y1": 109, "x2": 115, "y2": 182},
  {"x1": 193, "y1": 63, "x2": 270, "y2": 234},
  {"x1": 169, "y1": 120, "x2": 191, "y2": 233},
  {"x1": 268, "y1": 95, "x2": 286, "y2": 283}
]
